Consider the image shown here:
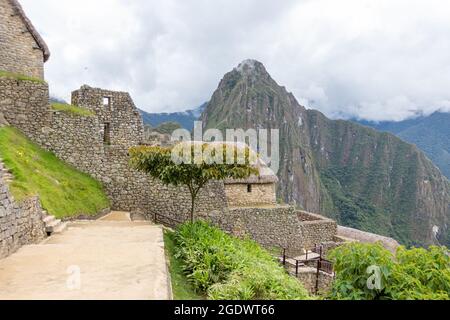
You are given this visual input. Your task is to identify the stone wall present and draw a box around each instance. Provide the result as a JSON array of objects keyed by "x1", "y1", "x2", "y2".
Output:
[
  {"x1": 20, "y1": 85, "x2": 228, "y2": 216},
  {"x1": 148, "y1": 180, "x2": 228, "y2": 222},
  {"x1": 0, "y1": 0, "x2": 45, "y2": 79},
  {"x1": 297, "y1": 268, "x2": 334, "y2": 295},
  {"x1": 71, "y1": 86, "x2": 144, "y2": 147},
  {"x1": 0, "y1": 77, "x2": 50, "y2": 142},
  {"x1": 0, "y1": 161, "x2": 46, "y2": 259},
  {"x1": 224, "y1": 183, "x2": 276, "y2": 207},
  {"x1": 42, "y1": 110, "x2": 147, "y2": 212},
  {"x1": 206, "y1": 206, "x2": 337, "y2": 254},
  {"x1": 299, "y1": 219, "x2": 338, "y2": 249}
]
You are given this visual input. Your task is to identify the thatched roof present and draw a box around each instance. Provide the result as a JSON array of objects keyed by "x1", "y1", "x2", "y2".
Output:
[{"x1": 9, "y1": 0, "x2": 50, "y2": 62}]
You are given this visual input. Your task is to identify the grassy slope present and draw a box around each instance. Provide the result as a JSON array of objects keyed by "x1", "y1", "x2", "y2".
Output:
[
  {"x1": 51, "y1": 103, "x2": 95, "y2": 117},
  {"x1": 163, "y1": 230, "x2": 204, "y2": 300},
  {"x1": 0, "y1": 126, "x2": 109, "y2": 218}
]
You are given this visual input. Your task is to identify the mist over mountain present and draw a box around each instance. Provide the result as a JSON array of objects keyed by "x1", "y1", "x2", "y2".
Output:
[{"x1": 200, "y1": 59, "x2": 450, "y2": 247}]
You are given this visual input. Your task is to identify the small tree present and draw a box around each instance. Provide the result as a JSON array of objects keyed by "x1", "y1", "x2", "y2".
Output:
[{"x1": 129, "y1": 142, "x2": 259, "y2": 223}]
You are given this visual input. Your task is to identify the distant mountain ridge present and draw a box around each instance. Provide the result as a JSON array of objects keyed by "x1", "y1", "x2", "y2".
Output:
[
  {"x1": 354, "y1": 112, "x2": 450, "y2": 179},
  {"x1": 139, "y1": 103, "x2": 207, "y2": 130},
  {"x1": 200, "y1": 59, "x2": 450, "y2": 247}
]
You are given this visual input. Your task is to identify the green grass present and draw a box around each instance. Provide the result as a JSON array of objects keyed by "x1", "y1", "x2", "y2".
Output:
[
  {"x1": 0, "y1": 70, "x2": 45, "y2": 84},
  {"x1": 51, "y1": 103, "x2": 95, "y2": 117},
  {"x1": 164, "y1": 230, "x2": 204, "y2": 300},
  {"x1": 0, "y1": 126, "x2": 109, "y2": 218}
]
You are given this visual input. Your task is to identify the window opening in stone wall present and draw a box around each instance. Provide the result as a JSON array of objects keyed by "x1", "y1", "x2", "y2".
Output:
[
  {"x1": 103, "y1": 97, "x2": 111, "y2": 108},
  {"x1": 104, "y1": 123, "x2": 111, "y2": 145},
  {"x1": 247, "y1": 184, "x2": 252, "y2": 193}
]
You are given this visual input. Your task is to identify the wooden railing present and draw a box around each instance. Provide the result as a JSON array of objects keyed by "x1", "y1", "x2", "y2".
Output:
[{"x1": 277, "y1": 245, "x2": 335, "y2": 294}]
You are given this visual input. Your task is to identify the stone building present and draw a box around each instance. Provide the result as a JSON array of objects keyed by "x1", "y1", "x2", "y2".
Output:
[
  {"x1": 224, "y1": 159, "x2": 278, "y2": 207},
  {"x1": 0, "y1": 0, "x2": 50, "y2": 79},
  {"x1": 71, "y1": 86, "x2": 144, "y2": 148}
]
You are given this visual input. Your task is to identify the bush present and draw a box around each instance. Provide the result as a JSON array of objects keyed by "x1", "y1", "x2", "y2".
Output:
[
  {"x1": 173, "y1": 221, "x2": 310, "y2": 300},
  {"x1": 328, "y1": 243, "x2": 450, "y2": 300}
]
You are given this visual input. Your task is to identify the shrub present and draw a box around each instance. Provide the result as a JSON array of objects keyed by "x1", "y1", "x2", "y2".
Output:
[
  {"x1": 173, "y1": 221, "x2": 310, "y2": 300},
  {"x1": 328, "y1": 242, "x2": 450, "y2": 300}
]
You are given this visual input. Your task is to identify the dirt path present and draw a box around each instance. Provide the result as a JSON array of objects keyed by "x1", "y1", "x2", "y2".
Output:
[{"x1": 0, "y1": 212, "x2": 171, "y2": 300}]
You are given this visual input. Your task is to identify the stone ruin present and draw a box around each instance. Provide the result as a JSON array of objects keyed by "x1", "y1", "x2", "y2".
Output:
[{"x1": 0, "y1": 1, "x2": 400, "y2": 277}]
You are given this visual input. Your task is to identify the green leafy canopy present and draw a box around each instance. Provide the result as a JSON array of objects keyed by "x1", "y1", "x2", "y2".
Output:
[
  {"x1": 328, "y1": 242, "x2": 450, "y2": 300},
  {"x1": 129, "y1": 142, "x2": 259, "y2": 221}
]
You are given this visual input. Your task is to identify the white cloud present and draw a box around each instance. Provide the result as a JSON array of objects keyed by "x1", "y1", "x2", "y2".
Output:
[{"x1": 21, "y1": 0, "x2": 450, "y2": 120}]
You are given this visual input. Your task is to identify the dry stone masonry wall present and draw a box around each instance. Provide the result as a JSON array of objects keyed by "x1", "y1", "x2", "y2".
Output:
[
  {"x1": 0, "y1": 78, "x2": 50, "y2": 141},
  {"x1": 297, "y1": 269, "x2": 334, "y2": 295},
  {"x1": 206, "y1": 206, "x2": 337, "y2": 254},
  {"x1": 0, "y1": 81, "x2": 229, "y2": 217},
  {"x1": 0, "y1": 161, "x2": 46, "y2": 259},
  {"x1": 224, "y1": 183, "x2": 276, "y2": 207}
]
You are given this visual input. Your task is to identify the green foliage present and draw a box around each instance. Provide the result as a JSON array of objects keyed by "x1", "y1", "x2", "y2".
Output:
[
  {"x1": 0, "y1": 126, "x2": 110, "y2": 218},
  {"x1": 163, "y1": 230, "x2": 204, "y2": 300},
  {"x1": 129, "y1": 143, "x2": 258, "y2": 221},
  {"x1": 328, "y1": 243, "x2": 450, "y2": 300},
  {"x1": 387, "y1": 246, "x2": 450, "y2": 300},
  {"x1": 328, "y1": 243, "x2": 394, "y2": 300},
  {"x1": 357, "y1": 112, "x2": 450, "y2": 180},
  {"x1": 51, "y1": 103, "x2": 95, "y2": 117},
  {"x1": 0, "y1": 70, "x2": 45, "y2": 83},
  {"x1": 173, "y1": 221, "x2": 310, "y2": 300}
]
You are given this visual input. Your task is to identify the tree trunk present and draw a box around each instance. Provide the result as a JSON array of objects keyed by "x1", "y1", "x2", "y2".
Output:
[
  {"x1": 190, "y1": 193, "x2": 195, "y2": 223},
  {"x1": 189, "y1": 187, "x2": 200, "y2": 223},
  {"x1": 188, "y1": 184, "x2": 203, "y2": 224}
]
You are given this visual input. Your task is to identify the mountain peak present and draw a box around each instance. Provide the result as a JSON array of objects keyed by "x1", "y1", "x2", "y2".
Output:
[{"x1": 234, "y1": 59, "x2": 267, "y2": 75}]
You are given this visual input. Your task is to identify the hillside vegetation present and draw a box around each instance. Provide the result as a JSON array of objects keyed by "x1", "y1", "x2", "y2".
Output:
[
  {"x1": 328, "y1": 243, "x2": 450, "y2": 300},
  {"x1": 356, "y1": 112, "x2": 450, "y2": 180},
  {"x1": 170, "y1": 221, "x2": 310, "y2": 300},
  {"x1": 0, "y1": 126, "x2": 109, "y2": 218}
]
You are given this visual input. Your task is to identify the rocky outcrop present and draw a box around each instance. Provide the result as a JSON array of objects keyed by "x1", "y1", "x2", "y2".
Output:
[{"x1": 201, "y1": 59, "x2": 450, "y2": 247}]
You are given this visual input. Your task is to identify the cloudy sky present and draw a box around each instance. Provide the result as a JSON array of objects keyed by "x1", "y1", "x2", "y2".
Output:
[{"x1": 22, "y1": 0, "x2": 450, "y2": 121}]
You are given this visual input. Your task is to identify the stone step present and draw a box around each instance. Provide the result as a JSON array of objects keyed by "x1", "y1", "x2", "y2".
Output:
[
  {"x1": 45, "y1": 219, "x2": 63, "y2": 233},
  {"x1": 51, "y1": 222, "x2": 68, "y2": 234},
  {"x1": 43, "y1": 215, "x2": 56, "y2": 224}
]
